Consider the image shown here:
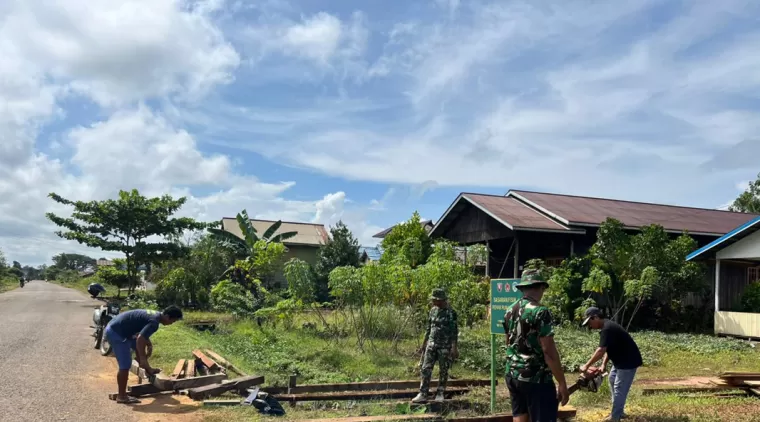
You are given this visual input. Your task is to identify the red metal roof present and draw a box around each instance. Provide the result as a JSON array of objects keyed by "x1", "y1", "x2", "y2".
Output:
[
  {"x1": 463, "y1": 194, "x2": 579, "y2": 232},
  {"x1": 509, "y1": 190, "x2": 759, "y2": 236}
]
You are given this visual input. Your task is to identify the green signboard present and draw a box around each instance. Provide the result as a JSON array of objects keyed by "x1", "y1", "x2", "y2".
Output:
[
  {"x1": 490, "y1": 278, "x2": 522, "y2": 334},
  {"x1": 488, "y1": 278, "x2": 522, "y2": 411}
]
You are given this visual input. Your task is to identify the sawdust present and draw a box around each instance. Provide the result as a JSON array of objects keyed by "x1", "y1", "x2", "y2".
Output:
[{"x1": 91, "y1": 355, "x2": 206, "y2": 422}]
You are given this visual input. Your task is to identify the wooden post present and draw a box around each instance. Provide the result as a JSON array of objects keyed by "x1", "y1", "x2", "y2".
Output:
[
  {"x1": 570, "y1": 239, "x2": 575, "y2": 257},
  {"x1": 485, "y1": 240, "x2": 490, "y2": 278},
  {"x1": 715, "y1": 259, "x2": 721, "y2": 312},
  {"x1": 513, "y1": 236, "x2": 520, "y2": 278}
]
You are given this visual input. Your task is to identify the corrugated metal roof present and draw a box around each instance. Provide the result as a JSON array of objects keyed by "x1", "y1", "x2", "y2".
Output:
[
  {"x1": 221, "y1": 218, "x2": 329, "y2": 247},
  {"x1": 464, "y1": 194, "x2": 582, "y2": 232},
  {"x1": 359, "y1": 246, "x2": 382, "y2": 261},
  {"x1": 509, "y1": 190, "x2": 759, "y2": 236},
  {"x1": 688, "y1": 216, "x2": 760, "y2": 261}
]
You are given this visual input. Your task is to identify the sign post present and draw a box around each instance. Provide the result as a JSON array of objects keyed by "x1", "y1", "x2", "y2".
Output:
[{"x1": 489, "y1": 278, "x2": 522, "y2": 412}]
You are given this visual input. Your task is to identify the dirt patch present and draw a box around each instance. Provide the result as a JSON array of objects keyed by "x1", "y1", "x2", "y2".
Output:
[
  {"x1": 88, "y1": 356, "x2": 207, "y2": 422},
  {"x1": 636, "y1": 376, "x2": 717, "y2": 387}
]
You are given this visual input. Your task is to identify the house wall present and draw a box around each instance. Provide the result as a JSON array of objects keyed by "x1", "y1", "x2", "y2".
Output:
[
  {"x1": 715, "y1": 311, "x2": 760, "y2": 339},
  {"x1": 717, "y1": 231, "x2": 760, "y2": 260},
  {"x1": 268, "y1": 245, "x2": 320, "y2": 289},
  {"x1": 441, "y1": 205, "x2": 512, "y2": 244}
]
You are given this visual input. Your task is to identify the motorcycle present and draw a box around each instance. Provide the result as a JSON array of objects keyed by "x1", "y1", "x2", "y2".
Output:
[{"x1": 92, "y1": 300, "x2": 122, "y2": 356}]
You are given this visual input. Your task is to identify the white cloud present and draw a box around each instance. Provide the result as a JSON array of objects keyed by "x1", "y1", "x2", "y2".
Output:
[{"x1": 1, "y1": 0, "x2": 239, "y2": 106}]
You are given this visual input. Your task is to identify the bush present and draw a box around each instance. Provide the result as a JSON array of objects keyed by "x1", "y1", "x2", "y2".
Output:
[
  {"x1": 95, "y1": 265, "x2": 131, "y2": 290},
  {"x1": 741, "y1": 283, "x2": 760, "y2": 313},
  {"x1": 126, "y1": 290, "x2": 159, "y2": 310},
  {"x1": 211, "y1": 280, "x2": 263, "y2": 317}
]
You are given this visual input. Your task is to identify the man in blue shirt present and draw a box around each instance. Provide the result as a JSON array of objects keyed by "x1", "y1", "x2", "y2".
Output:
[{"x1": 105, "y1": 306, "x2": 183, "y2": 404}]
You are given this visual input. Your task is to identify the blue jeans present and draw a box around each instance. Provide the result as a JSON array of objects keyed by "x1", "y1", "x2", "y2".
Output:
[
  {"x1": 105, "y1": 325, "x2": 136, "y2": 371},
  {"x1": 609, "y1": 366, "x2": 636, "y2": 420}
]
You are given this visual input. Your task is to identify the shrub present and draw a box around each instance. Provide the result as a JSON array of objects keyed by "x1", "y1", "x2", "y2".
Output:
[
  {"x1": 741, "y1": 283, "x2": 760, "y2": 313},
  {"x1": 126, "y1": 290, "x2": 159, "y2": 310},
  {"x1": 210, "y1": 280, "x2": 263, "y2": 317}
]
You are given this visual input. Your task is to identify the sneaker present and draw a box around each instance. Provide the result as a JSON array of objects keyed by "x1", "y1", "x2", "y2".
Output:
[
  {"x1": 411, "y1": 393, "x2": 428, "y2": 403},
  {"x1": 434, "y1": 391, "x2": 445, "y2": 402}
]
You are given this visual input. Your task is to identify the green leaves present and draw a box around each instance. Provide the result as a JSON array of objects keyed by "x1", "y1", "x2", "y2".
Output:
[
  {"x1": 730, "y1": 172, "x2": 760, "y2": 213},
  {"x1": 284, "y1": 258, "x2": 316, "y2": 304},
  {"x1": 46, "y1": 189, "x2": 207, "y2": 292},
  {"x1": 380, "y1": 211, "x2": 432, "y2": 268},
  {"x1": 582, "y1": 267, "x2": 612, "y2": 294}
]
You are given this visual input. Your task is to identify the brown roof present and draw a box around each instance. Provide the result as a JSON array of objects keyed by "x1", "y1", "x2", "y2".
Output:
[
  {"x1": 463, "y1": 194, "x2": 580, "y2": 232},
  {"x1": 508, "y1": 190, "x2": 759, "y2": 236},
  {"x1": 221, "y1": 218, "x2": 329, "y2": 247}
]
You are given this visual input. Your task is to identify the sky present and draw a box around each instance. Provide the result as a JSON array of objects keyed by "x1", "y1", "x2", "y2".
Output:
[{"x1": 1, "y1": 0, "x2": 759, "y2": 266}]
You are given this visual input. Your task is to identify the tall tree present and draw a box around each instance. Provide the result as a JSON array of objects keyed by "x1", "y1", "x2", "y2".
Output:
[
  {"x1": 52, "y1": 253, "x2": 96, "y2": 271},
  {"x1": 46, "y1": 189, "x2": 207, "y2": 292},
  {"x1": 315, "y1": 221, "x2": 361, "y2": 301},
  {"x1": 730, "y1": 173, "x2": 760, "y2": 213},
  {"x1": 380, "y1": 211, "x2": 433, "y2": 268}
]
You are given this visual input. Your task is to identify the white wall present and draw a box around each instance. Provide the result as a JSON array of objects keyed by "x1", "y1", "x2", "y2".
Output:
[{"x1": 717, "y1": 230, "x2": 760, "y2": 260}]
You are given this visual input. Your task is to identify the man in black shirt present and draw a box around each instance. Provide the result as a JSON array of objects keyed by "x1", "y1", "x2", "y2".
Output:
[{"x1": 580, "y1": 307, "x2": 642, "y2": 422}]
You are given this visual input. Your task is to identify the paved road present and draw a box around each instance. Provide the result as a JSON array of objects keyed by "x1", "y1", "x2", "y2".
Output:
[{"x1": 0, "y1": 281, "x2": 138, "y2": 422}]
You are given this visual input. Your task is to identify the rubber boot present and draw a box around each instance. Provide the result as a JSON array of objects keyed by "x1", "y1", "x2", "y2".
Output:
[
  {"x1": 434, "y1": 390, "x2": 445, "y2": 402},
  {"x1": 411, "y1": 392, "x2": 428, "y2": 403}
]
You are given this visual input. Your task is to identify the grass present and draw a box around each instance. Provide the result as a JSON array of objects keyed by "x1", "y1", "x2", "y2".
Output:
[
  {"x1": 145, "y1": 312, "x2": 760, "y2": 421},
  {"x1": 0, "y1": 276, "x2": 19, "y2": 293}
]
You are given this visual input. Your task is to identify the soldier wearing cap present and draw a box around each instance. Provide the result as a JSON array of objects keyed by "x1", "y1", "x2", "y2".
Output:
[
  {"x1": 412, "y1": 288, "x2": 459, "y2": 403},
  {"x1": 503, "y1": 269, "x2": 569, "y2": 422}
]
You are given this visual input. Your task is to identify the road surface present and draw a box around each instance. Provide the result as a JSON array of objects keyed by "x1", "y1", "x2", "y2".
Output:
[{"x1": 0, "y1": 281, "x2": 198, "y2": 422}]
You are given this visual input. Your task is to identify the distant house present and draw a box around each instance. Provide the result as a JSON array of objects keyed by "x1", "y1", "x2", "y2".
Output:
[
  {"x1": 688, "y1": 216, "x2": 760, "y2": 338},
  {"x1": 359, "y1": 246, "x2": 382, "y2": 264},
  {"x1": 430, "y1": 189, "x2": 758, "y2": 279},
  {"x1": 96, "y1": 259, "x2": 114, "y2": 267},
  {"x1": 372, "y1": 220, "x2": 435, "y2": 239},
  {"x1": 220, "y1": 218, "x2": 329, "y2": 288}
]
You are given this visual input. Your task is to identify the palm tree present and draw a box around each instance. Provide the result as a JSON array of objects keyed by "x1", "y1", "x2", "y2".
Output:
[{"x1": 208, "y1": 210, "x2": 298, "y2": 258}]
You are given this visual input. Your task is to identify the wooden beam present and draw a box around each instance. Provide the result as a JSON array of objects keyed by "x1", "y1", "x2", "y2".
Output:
[
  {"x1": 188, "y1": 360, "x2": 197, "y2": 378},
  {"x1": 171, "y1": 359, "x2": 187, "y2": 379},
  {"x1": 128, "y1": 383, "x2": 164, "y2": 397},
  {"x1": 642, "y1": 386, "x2": 743, "y2": 396},
  {"x1": 275, "y1": 387, "x2": 470, "y2": 403},
  {"x1": 171, "y1": 373, "x2": 228, "y2": 390},
  {"x1": 129, "y1": 360, "x2": 172, "y2": 390},
  {"x1": 290, "y1": 379, "x2": 490, "y2": 394},
  {"x1": 193, "y1": 350, "x2": 221, "y2": 372},
  {"x1": 203, "y1": 400, "x2": 243, "y2": 407},
  {"x1": 205, "y1": 349, "x2": 247, "y2": 376},
  {"x1": 187, "y1": 375, "x2": 264, "y2": 400}
]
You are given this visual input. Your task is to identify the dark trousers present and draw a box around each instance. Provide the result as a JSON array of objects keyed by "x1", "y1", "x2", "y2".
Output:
[{"x1": 506, "y1": 376, "x2": 558, "y2": 422}]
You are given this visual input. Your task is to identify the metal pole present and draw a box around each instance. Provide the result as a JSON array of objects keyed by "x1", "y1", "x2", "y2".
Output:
[
  {"x1": 490, "y1": 334, "x2": 496, "y2": 412},
  {"x1": 715, "y1": 259, "x2": 721, "y2": 312},
  {"x1": 485, "y1": 240, "x2": 490, "y2": 277},
  {"x1": 513, "y1": 236, "x2": 520, "y2": 278}
]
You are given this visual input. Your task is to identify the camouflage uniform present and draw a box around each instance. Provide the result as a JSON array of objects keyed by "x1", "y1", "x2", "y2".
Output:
[
  {"x1": 503, "y1": 297, "x2": 554, "y2": 383},
  {"x1": 418, "y1": 290, "x2": 458, "y2": 396}
]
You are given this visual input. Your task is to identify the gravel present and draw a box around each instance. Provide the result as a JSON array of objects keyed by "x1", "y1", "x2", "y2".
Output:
[{"x1": 0, "y1": 281, "x2": 138, "y2": 422}]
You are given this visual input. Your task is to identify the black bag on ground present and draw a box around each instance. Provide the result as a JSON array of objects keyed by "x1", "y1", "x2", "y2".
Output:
[{"x1": 251, "y1": 394, "x2": 285, "y2": 416}]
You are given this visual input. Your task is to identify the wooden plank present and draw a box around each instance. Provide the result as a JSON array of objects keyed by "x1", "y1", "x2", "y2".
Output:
[
  {"x1": 290, "y1": 379, "x2": 491, "y2": 394},
  {"x1": 744, "y1": 380, "x2": 760, "y2": 387},
  {"x1": 188, "y1": 360, "x2": 197, "y2": 378},
  {"x1": 642, "y1": 386, "x2": 744, "y2": 396},
  {"x1": 129, "y1": 360, "x2": 172, "y2": 390},
  {"x1": 171, "y1": 373, "x2": 228, "y2": 390},
  {"x1": 749, "y1": 388, "x2": 760, "y2": 397},
  {"x1": 203, "y1": 400, "x2": 243, "y2": 407},
  {"x1": 171, "y1": 359, "x2": 187, "y2": 379},
  {"x1": 128, "y1": 383, "x2": 164, "y2": 397},
  {"x1": 275, "y1": 387, "x2": 470, "y2": 403},
  {"x1": 205, "y1": 349, "x2": 247, "y2": 376},
  {"x1": 193, "y1": 350, "x2": 220, "y2": 372},
  {"x1": 187, "y1": 375, "x2": 264, "y2": 400}
]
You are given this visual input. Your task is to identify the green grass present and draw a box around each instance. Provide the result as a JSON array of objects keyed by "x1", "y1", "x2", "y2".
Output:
[
  {"x1": 0, "y1": 276, "x2": 19, "y2": 293},
  {"x1": 146, "y1": 313, "x2": 760, "y2": 421}
]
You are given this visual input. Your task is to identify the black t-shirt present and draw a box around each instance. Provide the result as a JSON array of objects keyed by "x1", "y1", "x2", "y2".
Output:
[{"x1": 599, "y1": 320, "x2": 642, "y2": 370}]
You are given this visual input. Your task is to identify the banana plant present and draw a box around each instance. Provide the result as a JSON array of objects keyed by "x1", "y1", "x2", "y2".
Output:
[{"x1": 208, "y1": 209, "x2": 298, "y2": 259}]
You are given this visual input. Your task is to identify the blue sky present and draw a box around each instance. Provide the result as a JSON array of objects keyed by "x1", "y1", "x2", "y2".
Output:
[{"x1": 1, "y1": 0, "x2": 759, "y2": 265}]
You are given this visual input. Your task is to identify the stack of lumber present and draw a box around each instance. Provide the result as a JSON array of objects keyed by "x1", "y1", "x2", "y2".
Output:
[
  {"x1": 717, "y1": 372, "x2": 760, "y2": 396},
  {"x1": 125, "y1": 349, "x2": 245, "y2": 397},
  {"x1": 641, "y1": 372, "x2": 760, "y2": 397}
]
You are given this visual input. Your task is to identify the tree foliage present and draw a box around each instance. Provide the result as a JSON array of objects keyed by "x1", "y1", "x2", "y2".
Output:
[
  {"x1": 730, "y1": 173, "x2": 760, "y2": 213},
  {"x1": 380, "y1": 211, "x2": 432, "y2": 268},
  {"x1": 315, "y1": 221, "x2": 361, "y2": 301},
  {"x1": 46, "y1": 189, "x2": 207, "y2": 292},
  {"x1": 52, "y1": 253, "x2": 96, "y2": 271}
]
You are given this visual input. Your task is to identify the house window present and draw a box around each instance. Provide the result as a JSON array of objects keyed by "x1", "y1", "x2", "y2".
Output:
[
  {"x1": 749, "y1": 267, "x2": 760, "y2": 283},
  {"x1": 545, "y1": 257, "x2": 564, "y2": 268}
]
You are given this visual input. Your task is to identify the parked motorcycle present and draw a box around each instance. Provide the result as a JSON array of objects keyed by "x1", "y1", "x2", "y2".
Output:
[{"x1": 92, "y1": 300, "x2": 121, "y2": 356}]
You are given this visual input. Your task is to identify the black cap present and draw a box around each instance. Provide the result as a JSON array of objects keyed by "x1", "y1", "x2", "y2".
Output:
[{"x1": 582, "y1": 307, "x2": 602, "y2": 326}]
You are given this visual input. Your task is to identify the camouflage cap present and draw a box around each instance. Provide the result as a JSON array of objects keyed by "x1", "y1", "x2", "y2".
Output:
[
  {"x1": 429, "y1": 288, "x2": 448, "y2": 301},
  {"x1": 515, "y1": 269, "x2": 549, "y2": 289}
]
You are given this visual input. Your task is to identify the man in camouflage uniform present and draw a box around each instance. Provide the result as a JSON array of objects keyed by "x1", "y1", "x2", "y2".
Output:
[
  {"x1": 503, "y1": 269, "x2": 569, "y2": 422},
  {"x1": 412, "y1": 288, "x2": 459, "y2": 403}
]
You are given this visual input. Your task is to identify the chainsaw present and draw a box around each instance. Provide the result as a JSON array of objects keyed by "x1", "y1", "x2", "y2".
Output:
[{"x1": 568, "y1": 370, "x2": 607, "y2": 395}]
